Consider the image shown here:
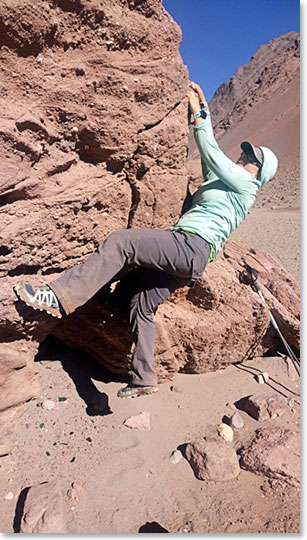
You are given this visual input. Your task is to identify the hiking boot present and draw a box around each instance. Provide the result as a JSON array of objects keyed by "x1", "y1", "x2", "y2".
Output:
[
  {"x1": 14, "y1": 282, "x2": 62, "y2": 318},
  {"x1": 117, "y1": 384, "x2": 158, "y2": 398}
]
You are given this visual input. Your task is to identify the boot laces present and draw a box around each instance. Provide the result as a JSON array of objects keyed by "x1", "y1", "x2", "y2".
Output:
[{"x1": 33, "y1": 288, "x2": 59, "y2": 309}]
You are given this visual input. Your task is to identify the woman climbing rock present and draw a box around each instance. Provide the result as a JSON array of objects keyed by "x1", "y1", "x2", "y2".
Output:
[{"x1": 14, "y1": 82, "x2": 278, "y2": 398}]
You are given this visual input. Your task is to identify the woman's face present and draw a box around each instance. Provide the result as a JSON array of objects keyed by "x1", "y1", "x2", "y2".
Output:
[{"x1": 237, "y1": 151, "x2": 254, "y2": 166}]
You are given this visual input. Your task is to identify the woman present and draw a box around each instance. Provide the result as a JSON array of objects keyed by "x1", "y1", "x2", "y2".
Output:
[{"x1": 15, "y1": 82, "x2": 278, "y2": 398}]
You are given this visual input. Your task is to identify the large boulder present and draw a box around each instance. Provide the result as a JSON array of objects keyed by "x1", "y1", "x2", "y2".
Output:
[
  {"x1": 185, "y1": 435, "x2": 240, "y2": 482},
  {"x1": 0, "y1": 0, "x2": 188, "y2": 452},
  {"x1": 51, "y1": 241, "x2": 300, "y2": 381}
]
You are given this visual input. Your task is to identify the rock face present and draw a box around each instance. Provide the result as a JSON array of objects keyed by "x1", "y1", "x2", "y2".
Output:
[
  {"x1": 209, "y1": 32, "x2": 300, "y2": 137},
  {"x1": 0, "y1": 1, "x2": 300, "y2": 454},
  {"x1": 239, "y1": 427, "x2": 300, "y2": 487},
  {"x1": 185, "y1": 436, "x2": 240, "y2": 482},
  {"x1": 18, "y1": 480, "x2": 66, "y2": 533},
  {"x1": 0, "y1": 0, "x2": 188, "y2": 452},
  {"x1": 0, "y1": 342, "x2": 39, "y2": 456}
]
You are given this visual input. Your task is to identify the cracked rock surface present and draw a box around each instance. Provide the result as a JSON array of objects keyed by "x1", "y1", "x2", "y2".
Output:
[{"x1": 0, "y1": 0, "x2": 188, "y2": 452}]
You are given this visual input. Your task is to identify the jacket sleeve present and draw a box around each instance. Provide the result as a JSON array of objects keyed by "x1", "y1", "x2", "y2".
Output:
[{"x1": 193, "y1": 112, "x2": 256, "y2": 194}]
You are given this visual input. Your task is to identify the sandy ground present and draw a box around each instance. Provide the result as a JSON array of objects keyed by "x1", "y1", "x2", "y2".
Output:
[{"x1": 0, "y1": 335, "x2": 300, "y2": 533}]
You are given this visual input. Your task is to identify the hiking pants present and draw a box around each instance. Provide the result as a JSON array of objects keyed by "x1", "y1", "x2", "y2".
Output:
[{"x1": 49, "y1": 228, "x2": 211, "y2": 386}]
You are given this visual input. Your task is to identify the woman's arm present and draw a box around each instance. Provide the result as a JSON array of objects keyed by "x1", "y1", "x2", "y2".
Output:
[
  {"x1": 187, "y1": 82, "x2": 256, "y2": 194},
  {"x1": 187, "y1": 82, "x2": 216, "y2": 181}
]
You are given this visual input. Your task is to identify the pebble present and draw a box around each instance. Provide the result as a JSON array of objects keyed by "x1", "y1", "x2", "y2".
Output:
[
  {"x1": 230, "y1": 411, "x2": 244, "y2": 429},
  {"x1": 226, "y1": 402, "x2": 236, "y2": 411},
  {"x1": 170, "y1": 385, "x2": 183, "y2": 394},
  {"x1": 170, "y1": 449, "x2": 183, "y2": 464},
  {"x1": 71, "y1": 126, "x2": 78, "y2": 134},
  {"x1": 5, "y1": 492, "x2": 14, "y2": 500},
  {"x1": 287, "y1": 398, "x2": 295, "y2": 407},
  {"x1": 262, "y1": 372, "x2": 269, "y2": 382},
  {"x1": 255, "y1": 372, "x2": 269, "y2": 384},
  {"x1": 67, "y1": 487, "x2": 79, "y2": 502},
  {"x1": 217, "y1": 423, "x2": 234, "y2": 442},
  {"x1": 42, "y1": 400, "x2": 55, "y2": 410},
  {"x1": 178, "y1": 520, "x2": 199, "y2": 533}
]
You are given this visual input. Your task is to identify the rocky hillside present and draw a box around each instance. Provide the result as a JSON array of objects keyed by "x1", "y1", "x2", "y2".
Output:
[
  {"x1": 210, "y1": 32, "x2": 299, "y2": 134},
  {"x1": 189, "y1": 32, "x2": 300, "y2": 210}
]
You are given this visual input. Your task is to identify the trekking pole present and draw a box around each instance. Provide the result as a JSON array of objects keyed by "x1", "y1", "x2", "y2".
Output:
[{"x1": 240, "y1": 263, "x2": 300, "y2": 377}]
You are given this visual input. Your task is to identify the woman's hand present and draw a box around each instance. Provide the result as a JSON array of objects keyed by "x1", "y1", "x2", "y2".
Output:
[
  {"x1": 187, "y1": 87, "x2": 201, "y2": 114},
  {"x1": 188, "y1": 81, "x2": 207, "y2": 105}
]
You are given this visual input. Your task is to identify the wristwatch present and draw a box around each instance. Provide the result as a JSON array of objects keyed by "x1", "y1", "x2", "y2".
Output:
[{"x1": 193, "y1": 110, "x2": 207, "y2": 120}]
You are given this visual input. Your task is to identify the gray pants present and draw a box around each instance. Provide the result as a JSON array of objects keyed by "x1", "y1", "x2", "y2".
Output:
[{"x1": 49, "y1": 228, "x2": 210, "y2": 386}]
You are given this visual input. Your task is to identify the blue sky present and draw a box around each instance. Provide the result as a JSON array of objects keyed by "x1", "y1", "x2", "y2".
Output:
[{"x1": 162, "y1": 0, "x2": 300, "y2": 102}]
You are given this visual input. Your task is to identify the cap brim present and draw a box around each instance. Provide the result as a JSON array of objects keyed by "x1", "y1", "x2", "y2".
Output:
[{"x1": 241, "y1": 141, "x2": 263, "y2": 165}]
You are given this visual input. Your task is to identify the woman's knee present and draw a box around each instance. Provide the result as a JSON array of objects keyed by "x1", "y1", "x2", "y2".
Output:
[{"x1": 98, "y1": 229, "x2": 131, "y2": 254}]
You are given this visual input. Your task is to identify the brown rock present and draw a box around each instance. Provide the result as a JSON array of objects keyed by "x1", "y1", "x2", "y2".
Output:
[
  {"x1": 19, "y1": 480, "x2": 66, "y2": 533},
  {"x1": 0, "y1": 0, "x2": 188, "y2": 451},
  {"x1": 185, "y1": 436, "x2": 240, "y2": 482},
  {"x1": 124, "y1": 411, "x2": 151, "y2": 431},
  {"x1": 243, "y1": 391, "x2": 288, "y2": 421},
  {"x1": 239, "y1": 427, "x2": 300, "y2": 486},
  {"x1": 0, "y1": 342, "x2": 39, "y2": 455}
]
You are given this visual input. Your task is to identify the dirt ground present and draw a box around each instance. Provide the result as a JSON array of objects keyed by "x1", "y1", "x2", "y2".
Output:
[
  {"x1": 0, "y1": 333, "x2": 300, "y2": 533},
  {"x1": 231, "y1": 206, "x2": 300, "y2": 285}
]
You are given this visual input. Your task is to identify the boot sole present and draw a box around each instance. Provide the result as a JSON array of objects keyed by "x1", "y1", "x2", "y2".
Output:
[
  {"x1": 118, "y1": 386, "x2": 158, "y2": 399},
  {"x1": 14, "y1": 283, "x2": 62, "y2": 319}
]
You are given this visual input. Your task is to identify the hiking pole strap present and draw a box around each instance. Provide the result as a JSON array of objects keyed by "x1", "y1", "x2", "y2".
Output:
[{"x1": 244, "y1": 264, "x2": 261, "y2": 293}]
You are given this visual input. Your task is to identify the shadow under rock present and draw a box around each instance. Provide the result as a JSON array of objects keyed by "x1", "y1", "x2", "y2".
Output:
[
  {"x1": 13, "y1": 486, "x2": 30, "y2": 532},
  {"x1": 35, "y1": 335, "x2": 130, "y2": 416},
  {"x1": 139, "y1": 522, "x2": 169, "y2": 533}
]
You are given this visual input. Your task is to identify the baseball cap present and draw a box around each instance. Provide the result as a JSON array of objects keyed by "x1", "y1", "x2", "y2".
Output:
[{"x1": 241, "y1": 141, "x2": 278, "y2": 186}]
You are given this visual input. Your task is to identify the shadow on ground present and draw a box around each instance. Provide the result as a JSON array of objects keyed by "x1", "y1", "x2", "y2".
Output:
[{"x1": 35, "y1": 335, "x2": 130, "y2": 417}]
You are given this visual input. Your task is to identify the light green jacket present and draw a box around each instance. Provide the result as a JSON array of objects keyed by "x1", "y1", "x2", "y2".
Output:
[{"x1": 173, "y1": 106, "x2": 263, "y2": 257}]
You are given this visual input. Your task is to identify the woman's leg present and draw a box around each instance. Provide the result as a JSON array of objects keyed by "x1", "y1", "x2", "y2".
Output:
[
  {"x1": 49, "y1": 228, "x2": 210, "y2": 315},
  {"x1": 128, "y1": 269, "x2": 181, "y2": 387}
]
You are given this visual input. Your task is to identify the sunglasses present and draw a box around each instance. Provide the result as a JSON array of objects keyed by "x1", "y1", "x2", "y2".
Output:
[{"x1": 237, "y1": 152, "x2": 261, "y2": 167}]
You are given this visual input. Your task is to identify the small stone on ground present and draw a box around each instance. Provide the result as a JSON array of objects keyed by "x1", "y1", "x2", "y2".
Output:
[
  {"x1": 124, "y1": 411, "x2": 151, "y2": 431},
  {"x1": 243, "y1": 391, "x2": 287, "y2": 421}
]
